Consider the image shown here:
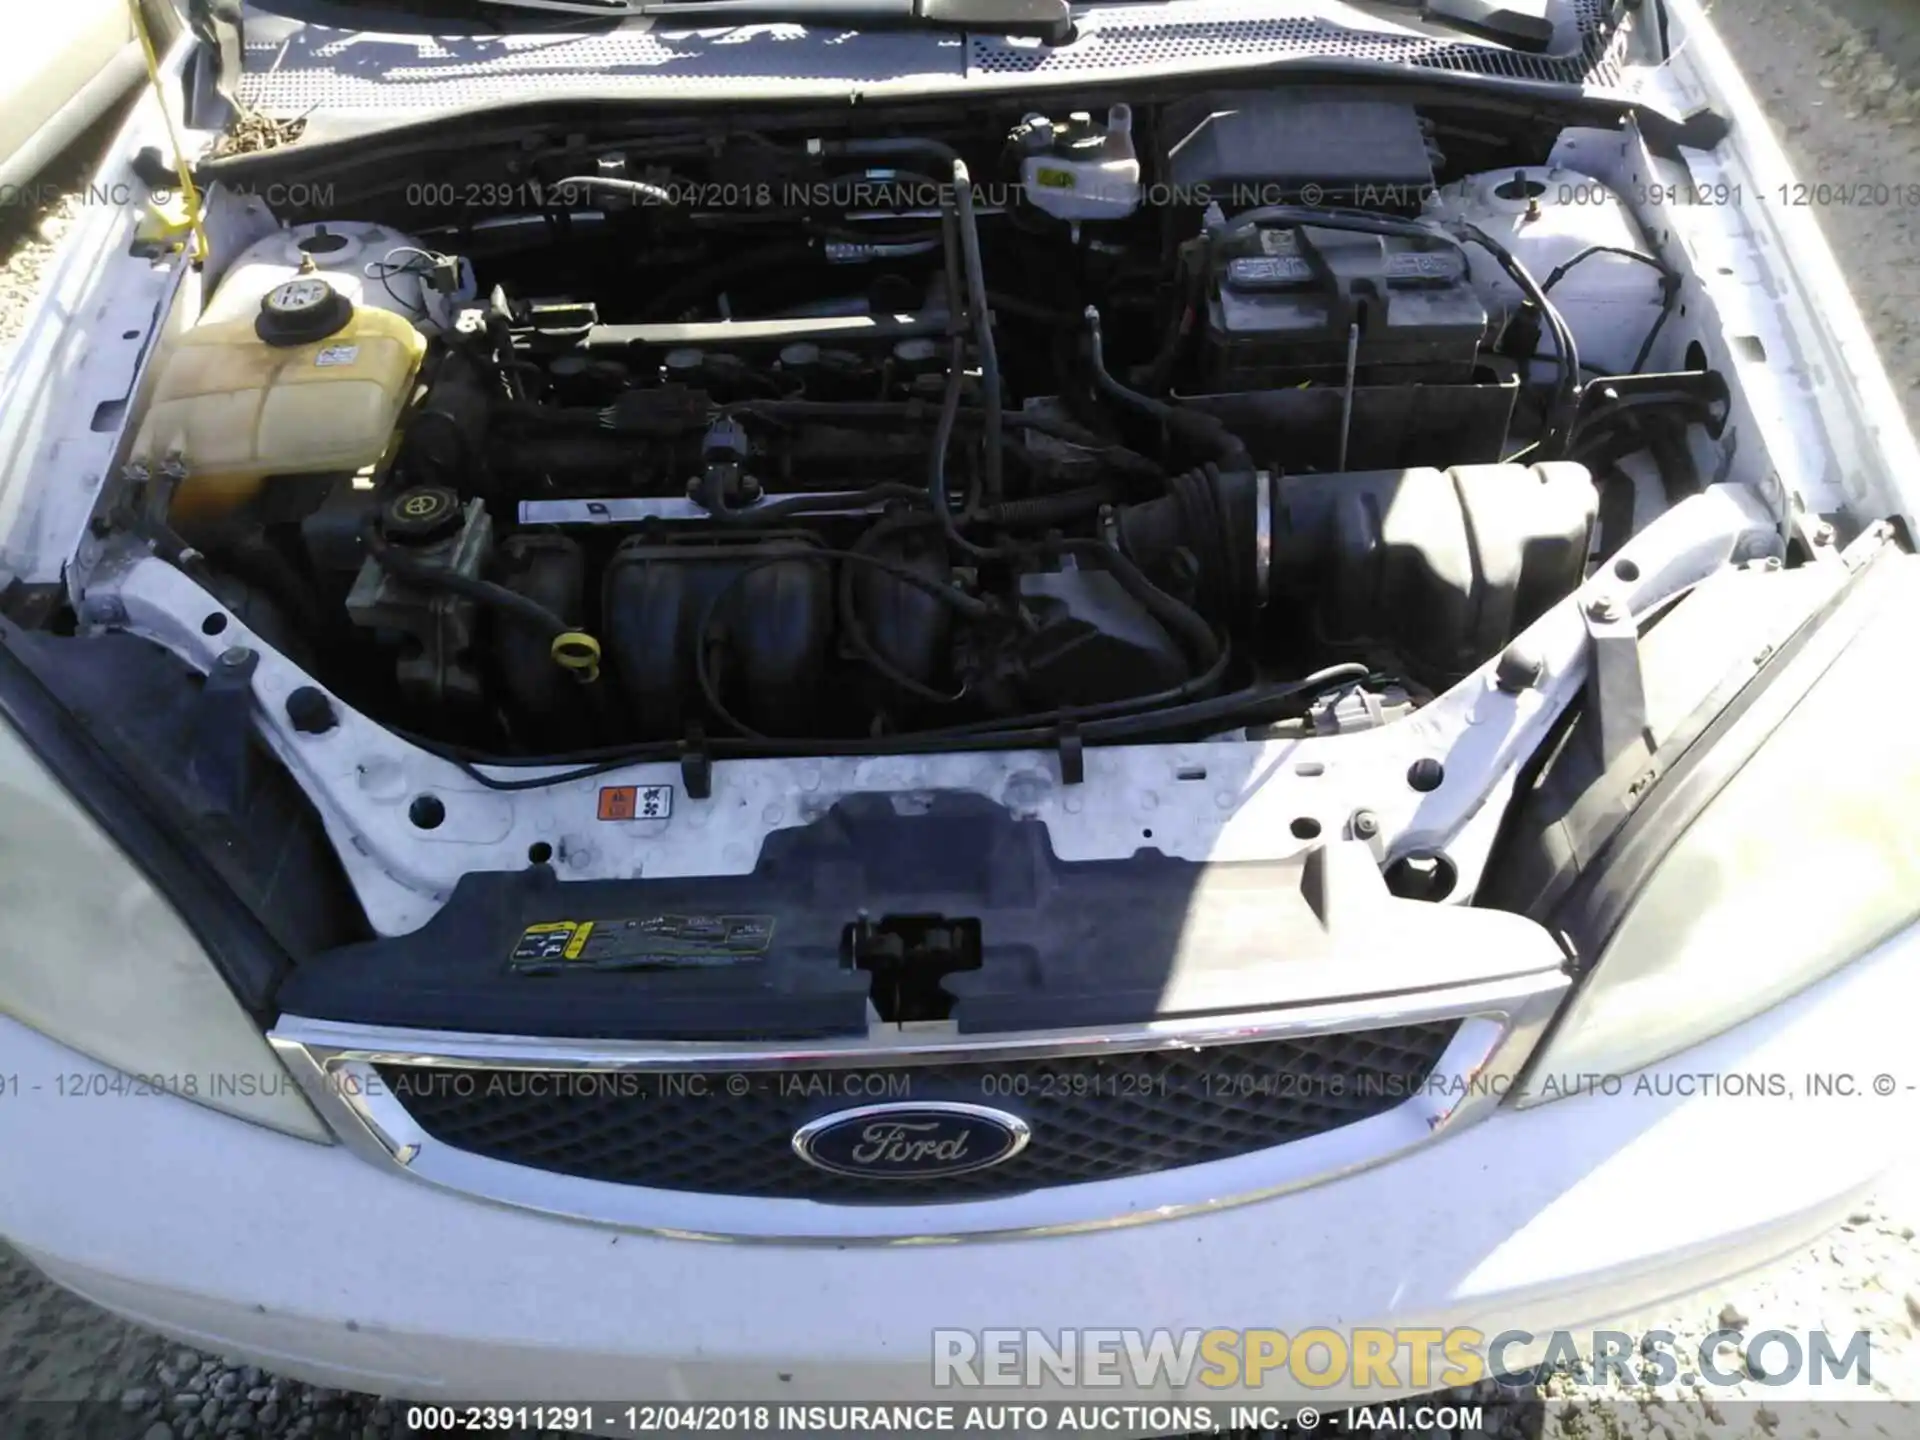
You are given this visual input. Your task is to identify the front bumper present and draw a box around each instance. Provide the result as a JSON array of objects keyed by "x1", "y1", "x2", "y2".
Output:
[{"x1": 3, "y1": 924, "x2": 1917, "y2": 1405}]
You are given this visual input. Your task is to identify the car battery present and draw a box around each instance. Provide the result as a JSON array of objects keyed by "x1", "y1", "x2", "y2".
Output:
[{"x1": 1201, "y1": 222, "x2": 1489, "y2": 390}]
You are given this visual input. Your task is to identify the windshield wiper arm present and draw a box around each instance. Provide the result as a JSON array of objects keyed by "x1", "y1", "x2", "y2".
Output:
[
  {"x1": 1359, "y1": 0, "x2": 1557, "y2": 52},
  {"x1": 482, "y1": 0, "x2": 1554, "y2": 50},
  {"x1": 477, "y1": 0, "x2": 1076, "y2": 39}
]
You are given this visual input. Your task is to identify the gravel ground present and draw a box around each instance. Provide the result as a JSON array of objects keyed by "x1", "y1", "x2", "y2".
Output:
[
  {"x1": 4, "y1": 3, "x2": 1920, "y2": 1434},
  {"x1": 0, "y1": 100, "x2": 134, "y2": 357}
]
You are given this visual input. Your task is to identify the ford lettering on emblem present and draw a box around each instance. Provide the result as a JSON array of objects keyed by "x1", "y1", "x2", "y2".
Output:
[{"x1": 792, "y1": 1102, "x2": 1030, "y2": 1179}]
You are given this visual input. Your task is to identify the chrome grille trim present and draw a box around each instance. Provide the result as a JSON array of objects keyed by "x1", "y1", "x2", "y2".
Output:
[{"x1": 270, "y1": 967, "x2": 1568, "y2": 1242}]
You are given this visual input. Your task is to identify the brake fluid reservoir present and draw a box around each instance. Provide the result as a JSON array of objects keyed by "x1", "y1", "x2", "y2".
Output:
[
  {"x1": 1017, "y1": 105, "x2": 1142, "y2": 237},
  {"x1": 131, "y1": 269, "x2": 427, "y2": 523},
  {"x1": 1424, "y1": 167, "x2": 1667, "y2": 375}
]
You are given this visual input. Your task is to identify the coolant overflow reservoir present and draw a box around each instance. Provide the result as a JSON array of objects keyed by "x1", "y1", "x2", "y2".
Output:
[
  {"x1": 1017, "y1": 105, "x2": 1142, "y2": 235},
  {"x1": 132, "y1": 266, "x2": 428, "y2": 523}
]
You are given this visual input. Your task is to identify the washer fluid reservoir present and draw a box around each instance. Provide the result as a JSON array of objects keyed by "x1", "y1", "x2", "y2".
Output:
[{"x1": 132, "y1": 253, "x2": 428, "y2": 523}]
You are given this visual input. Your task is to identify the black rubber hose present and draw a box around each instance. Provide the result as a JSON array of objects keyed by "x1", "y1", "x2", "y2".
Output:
[
  {"x1": 1054, "y1": 537, "x2": 1222, "y2": 675},
  {"x1": 976, "y1": 484, "x2": 1121, "y2": 527},
  {"x1": 822, "y1": 137, "x2": 958, "y2": 166},
  {"x1": 816, "y1": 139, "x2": 1003, "y2": 499},
  {"x1": 1541, "y1": 244, "x2": 1673, "y2": 295},
  {"x1": 1450, "y1": 221, "x2": 1580, "y2": 456},
  {"x1": 948, "y1": 158, "x2": 1004, "y2": 502},
  {"x1": 1137, "y1": 243, "x2": 1210, "y2": 396},
  {"x1": 1083, "y1": 306, "x2": 1250, "y2": 469},
  {"x1": 1628, "y1": 280, "x2": 1683, "y2": 373},
  {"x1": 1214, "y1": 204, "x2": 1446, "y2": 244},
  {"x1": 927, "y1": 334, "x2": 1003, "y2": 559},
  {"x1": 948, "y1": 636, "x2": 1234, "y2": 735},
  {"x1": 216, "y1": 529, "x2": 330, "y2": 639},
  {"x1": 361, "y1": 521, "x2": 572, "y2": 637}
]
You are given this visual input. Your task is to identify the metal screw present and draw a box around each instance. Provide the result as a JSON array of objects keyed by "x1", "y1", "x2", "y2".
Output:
[
  {"x1": 1813, "y1": 521, "x2": 1836, "y2": 547},
  {"x1": 1585, "y1": 594, "x2": 1621, "y2": 623},
  {"x1": 217, "y1": 646, "x2": 253, "y2": 669},
  {"x1": 1351, "y1": 809, "x2": 1381, "y2": 840}
]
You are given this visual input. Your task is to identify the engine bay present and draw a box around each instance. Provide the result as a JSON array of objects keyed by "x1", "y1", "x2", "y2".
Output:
[{"x1": 116, "y1": 88, "x2": 1727, "y2": 765}]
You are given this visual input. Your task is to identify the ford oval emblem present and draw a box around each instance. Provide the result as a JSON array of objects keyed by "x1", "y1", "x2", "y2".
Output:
[{"x1": 792, "y1": 1102, "x2": 1030, "y2": 1180}]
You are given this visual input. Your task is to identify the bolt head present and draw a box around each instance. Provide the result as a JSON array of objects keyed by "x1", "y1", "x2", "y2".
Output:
[
  {"x1": 285, "y1": 686, "x2": 337, "y2": 735},
  {"x1": 1351, "y1": 809, "x2": 1381, "y2": 840},
  {"x1": 1586, "y1": 594, "x2": 1620, "y2": 622},
  {"x1": 217, "y1": 646, "x2": 252, "y2": 669},
  {"x1": 1495, "y1": 641, "x2": 1544, "y2": 693}
]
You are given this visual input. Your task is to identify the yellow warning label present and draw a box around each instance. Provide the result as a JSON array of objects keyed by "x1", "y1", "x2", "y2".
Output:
[{"x1": 510, "y1": 920, "x2": 596, "y2": 965}]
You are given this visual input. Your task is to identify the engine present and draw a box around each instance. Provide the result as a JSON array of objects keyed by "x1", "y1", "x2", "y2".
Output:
[{"x1": 129, "y1": 90, "x2": 1684, "y2": 760}]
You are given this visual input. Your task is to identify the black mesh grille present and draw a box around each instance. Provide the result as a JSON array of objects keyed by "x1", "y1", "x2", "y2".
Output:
[
  {"x1": 969, "y1": 0, "x2": 1629, "y2": 84},
  {"x1": 375, "y1": 1022, "x2": 1458, "y2": 1202}
]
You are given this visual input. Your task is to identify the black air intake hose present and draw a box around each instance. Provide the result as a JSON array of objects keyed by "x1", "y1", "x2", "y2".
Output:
[{"x1": 1113, "y1": 464, "x2": 1264, "y2": 625}]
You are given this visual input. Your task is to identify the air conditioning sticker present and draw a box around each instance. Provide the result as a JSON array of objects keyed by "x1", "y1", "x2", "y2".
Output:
[{"x1": 510, "y1": 914, "x2": 776, "y2": 972}]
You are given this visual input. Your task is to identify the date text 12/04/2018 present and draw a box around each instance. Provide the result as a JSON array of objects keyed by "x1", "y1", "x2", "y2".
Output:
[{"x1": 399, "y1": 1403, "x2": 1485, "y2": 1433}]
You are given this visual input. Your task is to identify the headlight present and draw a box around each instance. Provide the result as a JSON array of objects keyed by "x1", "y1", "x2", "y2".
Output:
[
  {"x1": 1515, "y1": 558, "x2": 1920, "y2": 1103},
  {"x1": 0, "y1": 712, "x2": 329, "y2": 1141}
]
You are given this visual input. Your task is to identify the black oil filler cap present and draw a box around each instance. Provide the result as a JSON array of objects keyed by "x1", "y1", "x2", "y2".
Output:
[
  {"x1": 382, "y1": 485, "x2": 464, "y2": 543},
  {"x1": 256, "y1": 276, "x2": 354, "y2": 347}
]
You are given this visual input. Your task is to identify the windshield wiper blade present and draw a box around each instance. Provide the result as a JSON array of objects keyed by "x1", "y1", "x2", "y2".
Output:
[{"x1": 477, "y1": 0, "x2": 1076, "y2": 39}]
